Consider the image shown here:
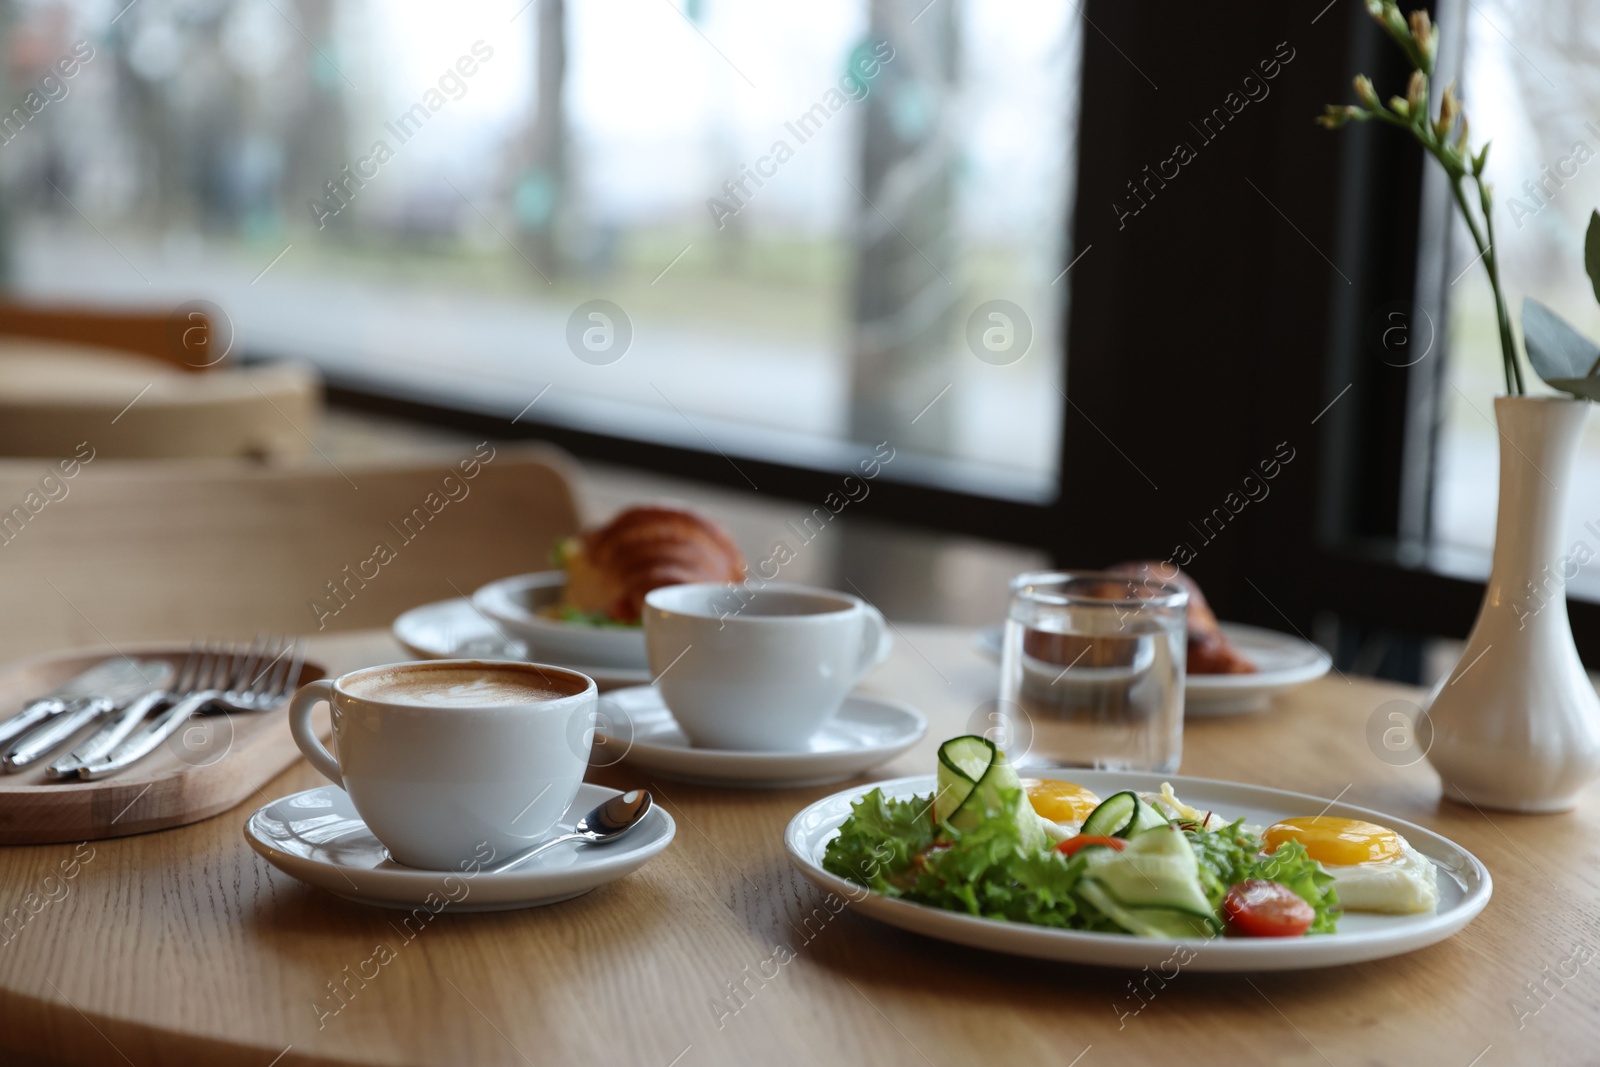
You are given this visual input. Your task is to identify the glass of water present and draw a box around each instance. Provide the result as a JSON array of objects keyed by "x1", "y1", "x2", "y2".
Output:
[{"x1": 997, "y1": 571, "x2": 1188, "y2": 773}]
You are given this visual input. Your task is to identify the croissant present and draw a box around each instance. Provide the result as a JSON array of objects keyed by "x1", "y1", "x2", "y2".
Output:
[
  {"x1": 1106, "y1": 561, "x2": 1257, "y2": 674},
  {"x1": 560, "y1": 505, "x2": 745, "y2": 623}
]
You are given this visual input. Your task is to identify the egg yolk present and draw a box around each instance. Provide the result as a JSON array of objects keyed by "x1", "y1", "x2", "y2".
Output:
[
  {"x1": 1263, "y1": 816, "x2": 1401, "y2": 866},
  {"x1": 1023, "y1": 779, "x2": 1101, "y2": 825}
]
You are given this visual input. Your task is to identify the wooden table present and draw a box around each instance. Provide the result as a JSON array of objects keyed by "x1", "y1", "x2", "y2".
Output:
[{"x1": 0, "y1": 627, "x2": 1594, "y2": 1067}]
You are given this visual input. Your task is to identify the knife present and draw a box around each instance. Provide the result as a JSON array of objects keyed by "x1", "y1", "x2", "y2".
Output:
[
  {"x1": 4, "y1": 659, "x2": 172, "y2": 772},
  {"x1": 45, "y1": 660, "x2": 176, "y2": 778},
  {"x1": 0, "y1": 659, "x2": 156, "y2": 750}
]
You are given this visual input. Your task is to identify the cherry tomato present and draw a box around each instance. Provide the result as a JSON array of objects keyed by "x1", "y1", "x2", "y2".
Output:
[
  {"x1": 1223, "y1": 879, "x2": 1315, "y2": 937},
  {"x1": 1055, "y1": 835, "x2": 1127, "y2": 858}
]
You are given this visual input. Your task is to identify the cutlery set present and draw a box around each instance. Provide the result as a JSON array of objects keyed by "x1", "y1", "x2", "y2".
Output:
[{"x1": 0, "y1": 636, "x2": 303, "y2": 781}]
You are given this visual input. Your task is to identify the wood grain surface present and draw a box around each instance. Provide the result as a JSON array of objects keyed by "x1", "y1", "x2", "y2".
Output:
[
  {"x1": 0, "y1": 626, "x2": 1594, "y2": 1067},
  {"x1": 0, "y1": 647, "x2": 328, "y2": 844}
]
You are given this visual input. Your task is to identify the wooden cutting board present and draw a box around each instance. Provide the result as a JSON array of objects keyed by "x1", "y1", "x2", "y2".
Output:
[{"x1": 0, "y1": 646, "x2": 329, "y2": 844}]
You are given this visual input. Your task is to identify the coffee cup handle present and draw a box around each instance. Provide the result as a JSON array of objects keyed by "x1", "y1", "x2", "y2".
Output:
[
  {"x1": 856, "y1": 605, "x2": 894, "y2": 684},
  {"x1": 289, "y1": 680, "x2": 344, "y2": 786}
]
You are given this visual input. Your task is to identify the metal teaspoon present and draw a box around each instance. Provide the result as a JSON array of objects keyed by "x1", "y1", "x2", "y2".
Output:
[{"x1": 482, "y1": 789, "x2": 653, "y2": 875}]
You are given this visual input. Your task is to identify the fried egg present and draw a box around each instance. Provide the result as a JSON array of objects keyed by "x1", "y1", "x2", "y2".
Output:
[
  {"x1": 1263, "y1": 816, "x2": 1438, "y2": 914},
  {"x1": 1023, "y1": 779, "x2": 1101, "y2": 842}
]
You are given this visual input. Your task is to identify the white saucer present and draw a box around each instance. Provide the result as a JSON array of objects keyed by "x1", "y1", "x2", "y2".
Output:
[
  {"x1": 974, "y1": 621, "x2": 1332, "y2": 716},
  {"x1": 392, "y1": 598, "x2": 652, "y2": 691},
  {"x1": 244, "y1": 783, "x2": 675, "y2": 911},
  {"x1": 596, "y1": 686, "x2": 926, "y2": 788}
]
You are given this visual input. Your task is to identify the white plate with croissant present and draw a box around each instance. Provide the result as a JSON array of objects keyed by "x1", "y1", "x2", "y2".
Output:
[
  {"x1": 474, "y1": 571, "x2": 648, "y2": 668},
  {"x1": 471, "y1": 505, "x2": 748, "y2": 671},
  {"x1": 391, "y1": 598, "x2": 650, "y2": 690}
]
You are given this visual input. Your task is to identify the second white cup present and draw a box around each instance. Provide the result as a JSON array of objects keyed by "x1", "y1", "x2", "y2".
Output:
[{"x1": 642, "y1": 582, "x2": 892, "y2": 751}]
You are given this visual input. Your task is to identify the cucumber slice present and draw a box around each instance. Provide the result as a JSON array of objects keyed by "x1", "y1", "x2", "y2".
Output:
[
  {"x1": 932, "y1": 735, "x2": 1046, "y2": 850},
  {"x1": 1079, "y1": 881, "x2": 1215, "y2": 939},
  {"x1": 1080, "y1": 791, "x2": 1138, "y2": 836},
  {"x1": 1079, "y1": 791, "x2": 1170, "y2": 838},
  {"x1": 1128, "y1": 795, "x2": 1171, "y2": 835},
  {"x1": 933, "y1": 736, "x2": 995, "y2": 823},
  {"x1": 939, "y1": 736, "x2": 995, "y2": 781},
  {"x1": 1079, "y1": 825, "x2": 1217, "y2": 936}
]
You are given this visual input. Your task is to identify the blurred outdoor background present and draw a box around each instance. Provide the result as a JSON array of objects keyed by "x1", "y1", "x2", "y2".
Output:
[
  {"x1": 0, "y1": 0, "x2": 1074, "y2": 501},
  {"x1": 2, "y1": 0, "x2": 1600, "y2": 656},
  {"x1": 1436, "y1": 0, "x2": 1600, "y2": 580}
]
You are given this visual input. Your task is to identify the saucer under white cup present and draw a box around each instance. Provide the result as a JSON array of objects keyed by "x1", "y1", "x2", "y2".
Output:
[
  {"x1": 642, "y1": 582, "x2": 893, "y2": 751},
  {"x1": 244, "y1": 782, "x2": 676, "y2": 911},
  {"x1": 288, "y1": 659, "x2": 596, "y2": 871},
  {"x1": 596, "y1": 685, "x2": 926, "y2": 788}
]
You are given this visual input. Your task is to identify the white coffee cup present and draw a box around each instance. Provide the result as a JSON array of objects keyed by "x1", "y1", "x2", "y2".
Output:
[
  {"x1": 642, "y1": 582, "x2": 892, "y2": 751},
  {"x1": 288, "y1": 659, "x2": 596, "y2": 870}
]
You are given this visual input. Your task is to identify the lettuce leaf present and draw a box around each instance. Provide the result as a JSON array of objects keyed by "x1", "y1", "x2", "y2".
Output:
[
  {"x1": 1183, "y1": 817, "x2": 1258, "y2": 911},
  {"x1": 551, "y1": 605, "x2": 639, "y2": 629},
  {"x1": 1249, "y1": 840, "x2": 1341, "y2": 934},
  {"x1": 822, "y1": 787, "x2": 1115, "y2": 930},
  {"x1": 821, "y1": 788, "x2": 936, "y2": 896},
  {"x1": 1182, "y1": 819, "x2": 1340, "y2": 934}
]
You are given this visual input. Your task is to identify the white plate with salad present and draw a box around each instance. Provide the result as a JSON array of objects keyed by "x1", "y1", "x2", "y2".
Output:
[{"x1": 785, "y1": 736, "x2": 1491, "y2": 971}]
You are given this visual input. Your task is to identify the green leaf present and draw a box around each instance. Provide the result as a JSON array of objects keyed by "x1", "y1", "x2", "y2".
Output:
[
  {"x1": 1249, "y1": 841, "x2": 1340, "y2": 934},
  {"x1": 553, "y1": 605, "x2": 638, "y2": 629},
  {"x1": 1585, "y1": 210, "x2": 1600, "y2": 307},
  {"x1": 1522, "y1": 298, "x2": 1600, "y2": 401},
  {"x1": 1182, "y1": 817, "x2": 1256, "y2": 910},
  {"x1": 821, "y1": 788, "x2": 936, "y2": 895}
]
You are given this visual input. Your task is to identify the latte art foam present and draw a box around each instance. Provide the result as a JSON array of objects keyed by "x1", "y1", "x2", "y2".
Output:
[{"x1": 345, "y1": 667, "x2": 576, "y2": 707}]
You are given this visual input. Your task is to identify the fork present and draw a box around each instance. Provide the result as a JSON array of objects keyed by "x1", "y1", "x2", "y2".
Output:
[
  {"x1": 46, "y1": 649, "x2": 204, "y2": 779},
  {"x1": 78, "y1": 636, "x2": 304, "y2": 781}
]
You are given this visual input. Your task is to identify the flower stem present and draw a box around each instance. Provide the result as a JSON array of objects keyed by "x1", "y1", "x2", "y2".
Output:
[
  {"x1": 1476, "y1": 178, "x2": 1524, "y2": 395},
  {"x1": 1448, "y1": 174, "x2": 1520, "y2": 395}
]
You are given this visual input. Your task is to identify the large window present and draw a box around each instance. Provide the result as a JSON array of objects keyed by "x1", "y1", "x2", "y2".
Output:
[
  {"x1": 18, "y1": 0, "x2": 1598, "y2": 671},
  {"x1": 1432, "y1": 0, "x2": 1600, "y2": 584},
  {"x1": 0, "y1": 0, "x2": 1077, "y2": 500}
]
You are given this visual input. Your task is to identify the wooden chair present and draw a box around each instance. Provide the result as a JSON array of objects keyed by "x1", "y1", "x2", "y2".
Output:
[
  {"x1": 0, "y1": 445, "x2": 583, "y2": 659},
  {"x1": 0, "y1": 339, "x2": 321, "y2": 461},
  {"x1": 0, "y1": 301, "x2": 323, "y2": 461},
  {"x1": 0, "y1": 300, "x2": 222, "y2": 373}
]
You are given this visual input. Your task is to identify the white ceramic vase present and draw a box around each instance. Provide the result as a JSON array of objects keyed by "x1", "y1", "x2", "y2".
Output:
[{"x1": 1425, "y1": 395, "x2": 1600, "y2": 812}]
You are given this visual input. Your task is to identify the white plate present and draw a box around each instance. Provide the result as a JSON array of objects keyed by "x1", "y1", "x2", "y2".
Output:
[
  {"x1": 974, "y1": 622, "x2": 1332, "y2": 716},
  {"x1": 473, "y1": 572, "x2": 648, "y2": 669},
  {"x1": 597, "y1": 686, "x2": 927, "y2": 788},
  {"x1": 786, "y1": 772, "x2": 1491, "y2": 971},
  {"x1": 392, "y1": 598, "x2": 652, "y2": 691},
  {"x1": 244, "y1": 783, "x2": 675, "y2": 911},
  {"x1": 1184, "y1": 623, "x2": 1334, "y2": 715}
]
